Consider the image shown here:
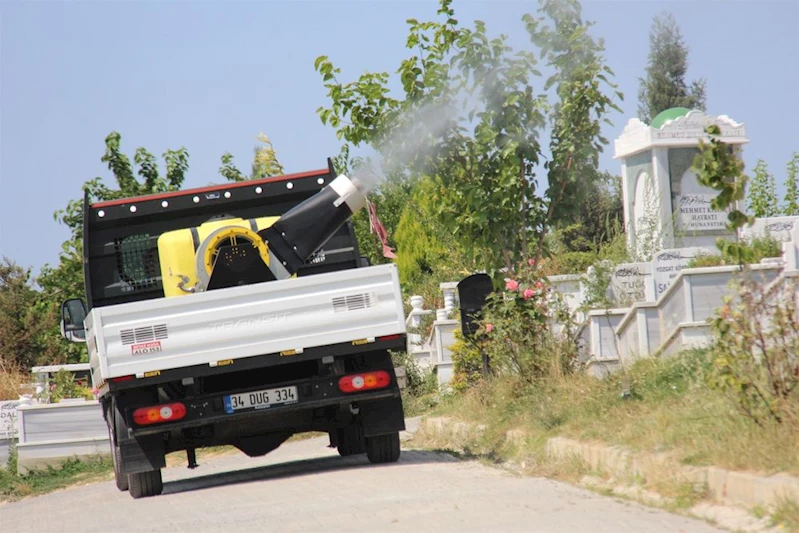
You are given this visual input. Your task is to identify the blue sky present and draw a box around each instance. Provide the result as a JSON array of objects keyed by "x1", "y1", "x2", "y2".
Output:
[{"x1": 1, "y1": 0, "x2": 797, "y2": 274}]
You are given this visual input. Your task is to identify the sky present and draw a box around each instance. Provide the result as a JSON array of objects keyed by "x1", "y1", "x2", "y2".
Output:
[{"x1": 1, "y1": 0, "x2": 798, "y2": 275}]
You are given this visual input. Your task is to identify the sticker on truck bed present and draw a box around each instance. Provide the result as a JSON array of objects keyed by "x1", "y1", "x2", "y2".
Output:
[{"x1": 131, "y1": 341, "x2": 163, "y2": 355}]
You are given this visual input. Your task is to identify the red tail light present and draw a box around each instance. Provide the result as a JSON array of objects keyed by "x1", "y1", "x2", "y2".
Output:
[
  {"x1": 111, "y1": 375, "x2": 134, "y2": 383},
  {"x1": 133, "y1": 402, "x2": 187, "y2": 426},
  {"x1": 339, "y1": 370, "x2": 391, "y2": 393},
  {"x1": 378, "y1": 334, "x2": 402, "y2": 342}
]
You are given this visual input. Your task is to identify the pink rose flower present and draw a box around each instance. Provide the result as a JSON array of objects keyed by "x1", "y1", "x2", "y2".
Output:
[
  {"x1": 535, "y1": 281, "x2": 543, "y2": 290},
  {"x1": 528, "y1": 258, "x2": 536, "y2": 267},
  {"x1": 505, "y1": 279, "x2": 519, "y2": 291},
  {"x1": 485, "y1": 323, "x2": 494, "y2": 333},
  {"x1": 523, "y1": 288, "x2": 535, "y2": 300}
]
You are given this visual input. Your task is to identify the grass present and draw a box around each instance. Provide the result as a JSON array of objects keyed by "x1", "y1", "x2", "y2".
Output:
[
  {"x1": 0, "y1": 359, "x2": 29, "y2": 401},
  {"x1": 0, "y1": 453, "x2": 114, "y2": 502},
  {"x1": 424, "y1": 349, "x2": 799, "y2": 476},
  {"x1": 770, "y1": 499, "x2": 799, "y2": 531}
]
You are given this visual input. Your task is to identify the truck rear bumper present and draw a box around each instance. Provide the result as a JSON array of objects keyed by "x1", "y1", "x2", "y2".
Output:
[{"x1": 124, "y1": 374, "x2": 404, "y2": 438}]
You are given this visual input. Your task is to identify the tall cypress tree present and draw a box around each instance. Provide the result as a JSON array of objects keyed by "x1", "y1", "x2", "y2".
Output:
[{"x1": 638, "y1": 12, "x2": 707, "y2": 123}]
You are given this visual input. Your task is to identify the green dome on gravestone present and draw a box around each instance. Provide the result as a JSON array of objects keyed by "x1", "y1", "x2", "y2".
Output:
[{"x1": 650, "y1": 107, "x2": 692, "y2": 129}]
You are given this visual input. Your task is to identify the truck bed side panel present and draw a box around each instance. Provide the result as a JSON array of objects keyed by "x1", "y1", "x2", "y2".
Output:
[{"x1": 87, "y1": 264, "x2": 405, "y2": 382}]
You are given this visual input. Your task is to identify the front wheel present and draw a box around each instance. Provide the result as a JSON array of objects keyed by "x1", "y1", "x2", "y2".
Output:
[
  {"x1": 129, "y1": 469, "x2": 163, "y2": 499},
  {"x1": 106, "y1": 403, "x2": 128, "y2": 492},
  {"x1": 365, "y1": 432, "x2": 400, "y2": 464}
]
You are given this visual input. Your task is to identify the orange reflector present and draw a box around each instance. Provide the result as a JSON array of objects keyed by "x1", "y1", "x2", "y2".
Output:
[
  {"x1": 339, "y1": 370, "x2": 391, "y2": 394},
  {"x1": 133, "y1": 402, "x2": 187, "y2": 426}
]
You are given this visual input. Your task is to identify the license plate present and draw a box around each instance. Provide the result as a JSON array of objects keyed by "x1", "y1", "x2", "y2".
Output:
[{"x1": 224, "y1": 386, "x2": 298, "y2": 414}]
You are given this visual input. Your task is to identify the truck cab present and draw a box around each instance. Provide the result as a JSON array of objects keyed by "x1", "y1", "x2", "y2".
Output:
[{"x1": 60, "y1": 160, "x2": 407, "y2": 498}]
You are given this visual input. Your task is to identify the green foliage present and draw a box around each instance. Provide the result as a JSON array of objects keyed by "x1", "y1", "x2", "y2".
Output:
[
  {"x1": 394, "y1": 178, "x2": 474, "y2": 289},
  {"x1": 688, "y1": 235, "x2": 782, "y2": 268},
  {"x1": 691, "y1": 125, "x2": 750, "y2": 232},
  {"x1": 553, "y1": 172, "x2": 624, "y2": 254},
  {"x1": 449, "y1": 330, "x2": 486, "y2": 393},
  {"x1": 49, "y1": 368, "x2": 94, "y2": 403},
  {"x1": 315, "y1": 0, "x2": 622, "y2": 278},
  {"x1": 709, "y1": 276, "x2": 799, "y2": 427},
  {"x1": 637, "y1": 12, "x2": 707, "y2": 122},
  {"x1": 686, "y1": 253, "x2": 724, "y2": 268},
  {"x1": 390, "y1": 351, "x2": 437, "y2": 398},
  {"x1": 0, "y1": 259, "x2": 64, "y2": 369},
  {"x1": 747, "y1": 159, "x2": 779, "y2": 218},
  {"x1": 783, "y1": 152, "x2": 799, "y2": 216}
]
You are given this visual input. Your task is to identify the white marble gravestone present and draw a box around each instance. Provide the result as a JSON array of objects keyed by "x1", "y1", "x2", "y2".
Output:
[
  {"x1": 609, "y1": 262, "x2": 653, "y2": 305},
  {"x1": 652, "y1": 246, "x2": 718, "y2": 298},
  {"x1": 614, "y1": 109, "x2": 749, "y2": 257}
]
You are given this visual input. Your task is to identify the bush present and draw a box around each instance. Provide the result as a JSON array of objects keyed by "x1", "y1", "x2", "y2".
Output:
[
  {"x1": 449, "y1": 330, "x2": 486, "y2": 392},
  {"x1": 471, "y1": 260, "x2": 580, "y2": 383},
  {"x1": 49, "y1": 369, "x2": 94, "y2": 403},
  {"x1": 390, "y1": 350, "x2": 436, "y2": 398},
  {"x1": 708, "y1": 274, "x2": 799, "y2": 427},
  {"x1": 689, "y1": 235, "x2": 785, "y2": 268}
]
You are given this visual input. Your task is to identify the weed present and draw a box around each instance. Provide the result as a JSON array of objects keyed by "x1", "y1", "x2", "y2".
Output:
[{"x1": 770, "y1": 498, "x2": 799, "y2": 531}]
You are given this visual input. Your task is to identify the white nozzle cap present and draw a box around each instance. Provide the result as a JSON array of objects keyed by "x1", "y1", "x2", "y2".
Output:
[{"x1": 329, "y1": 174, "x2": 367, "y2": 213}]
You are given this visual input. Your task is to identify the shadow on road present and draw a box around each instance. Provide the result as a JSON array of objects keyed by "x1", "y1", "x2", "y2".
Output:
[{"x1": 162, "y1": 448, "x2": 457, "y2": 497}]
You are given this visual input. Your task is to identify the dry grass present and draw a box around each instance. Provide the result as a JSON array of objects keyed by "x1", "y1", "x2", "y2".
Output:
[
  {"x1": 0, "y1": 359, "x2": 29, "y2": 400},
  {"x1": 431, "y1": 350, "x2": 799, "y2": 476}
]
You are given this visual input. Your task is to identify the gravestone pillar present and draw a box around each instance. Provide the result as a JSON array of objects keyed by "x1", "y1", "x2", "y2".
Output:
[{"x1": 614, "y1": 108, "x2": 749, "y2": 257}]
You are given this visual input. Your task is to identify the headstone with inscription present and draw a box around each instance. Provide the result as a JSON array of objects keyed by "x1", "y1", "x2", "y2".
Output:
[
  {"x1": 609, "y1": 262, "x2": 653, "y2": 305},
  {"x1": 0, "y1": 400, "x2": 20, "y2": 440},
  {"x1": 739, "y1": 216, "x2": 799, "y2": 243},
  {"x1": 652, "y1": 247, "x2": 717, "y2": 298},
  {"x1": 614, "y1": 108, "x2": 748, "y2": 254}
]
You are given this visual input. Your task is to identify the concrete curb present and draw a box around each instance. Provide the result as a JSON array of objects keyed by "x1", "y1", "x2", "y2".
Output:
[{"x1": 419, "y1": 417, "x2": 799, "y2": 511}]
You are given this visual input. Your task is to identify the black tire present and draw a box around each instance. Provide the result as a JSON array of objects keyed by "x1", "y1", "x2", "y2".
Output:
[
  {"x1": 336, "y1": 425, "x2": 366, "y2": 457},
  {"x1": 365, "y1": 432, "x2": 401, "y2": 464},
  {"x1": 106, "y1": 403, "x2": 129, "y2": 492},
  {"x1": 128, "y1": 469, "x2": 163, "y2": 499},
  {"x1": 112, "y1": 447, "x2": 129, "y2": 492}
]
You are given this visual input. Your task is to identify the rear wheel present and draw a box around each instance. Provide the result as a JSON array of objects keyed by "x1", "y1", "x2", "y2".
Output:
[
  {"x1": 112, "y1": 447, "x2": 129, "y2": 492},
  {"x1": 128, "y1": 469, "x2": 163, "y2": 499},
  {"x1": 336, "y1": 425, "x2": 365, "y2": 456},
  {"x1": 365, "y1": 432, "x2": 400, "y2": 464}
]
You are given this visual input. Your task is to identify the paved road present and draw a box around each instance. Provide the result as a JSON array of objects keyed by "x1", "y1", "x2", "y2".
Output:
[{"x1": 1, "y1": 425, "x2": 724, "y2": 533}]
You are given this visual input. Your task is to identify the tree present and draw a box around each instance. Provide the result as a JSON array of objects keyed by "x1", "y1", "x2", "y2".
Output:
[
  {"x1": 219, "y1": 132, "x2": 284, "y2": 182},
  {"x1": 0, "y1": 258, "x2": 60, "y2": 368},
  {"x1": 747, "y1": 159, "x2": 779, "y2": 218},
  {"x1": 555, "y1": 170, "x2": 624, "y2": 253},
  {"x1": 315, "y1": 0, "x2": 622, "y2": 278},
  {"x1": 638, "y1": 12, "x2": 706, "y2": 123},
  {"x1": 784, "y1": 152, "x2": 799, "y2": 216}
]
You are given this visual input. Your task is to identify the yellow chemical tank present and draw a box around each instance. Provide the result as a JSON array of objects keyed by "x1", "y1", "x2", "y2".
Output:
[{"x1": 157, "y1": 216, "x2": 280, "y2": 297}]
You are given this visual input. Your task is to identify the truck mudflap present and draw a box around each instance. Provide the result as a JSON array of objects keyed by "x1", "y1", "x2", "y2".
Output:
[{"x1": 122, "y1": 370, "x2": 403, "y2": 438}]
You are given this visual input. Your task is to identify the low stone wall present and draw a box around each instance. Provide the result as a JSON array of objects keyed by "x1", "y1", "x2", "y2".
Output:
[
  {"x1": 16, "y1": 400, "x2": 109, "y2": 474},
  {"x1": 418, "y1": 416, "x2": 799, "y2": 511}
]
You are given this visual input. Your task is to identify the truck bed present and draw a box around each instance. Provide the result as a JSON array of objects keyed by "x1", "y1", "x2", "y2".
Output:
[{"x1": 86, "y1": 264, "x2": 405, "y2": 385}]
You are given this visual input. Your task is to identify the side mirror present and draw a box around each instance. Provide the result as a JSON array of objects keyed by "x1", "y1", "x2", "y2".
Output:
[{"x1": 60, "y1": 298, "x2": 88, "y2": 343}]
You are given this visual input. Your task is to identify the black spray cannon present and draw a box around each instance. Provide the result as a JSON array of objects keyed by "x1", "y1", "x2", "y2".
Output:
[{"x1": 257, "y1": 174, "x2": 368, "y2": 279}]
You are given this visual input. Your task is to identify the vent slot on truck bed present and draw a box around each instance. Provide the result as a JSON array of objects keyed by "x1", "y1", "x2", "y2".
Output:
[
  {"x1": 332, "y1": 293, "x2": 374, "y2": 313},
  {"x1": 120, "y1": 324, "x2": 169, "y2": 345}
]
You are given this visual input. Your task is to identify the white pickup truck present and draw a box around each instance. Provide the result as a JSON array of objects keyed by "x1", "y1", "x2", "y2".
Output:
[{"x1": 60, "y1": 160, "x2": 407, "y2": 499}]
